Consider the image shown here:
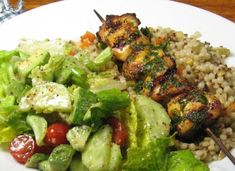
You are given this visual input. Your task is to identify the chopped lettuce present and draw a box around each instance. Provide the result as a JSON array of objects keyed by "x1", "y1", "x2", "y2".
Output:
[
  {"x1": 15, "y1": 50, "x2": 50, "y2": 81},
  {"x1": 75, "y1": 47, "x2": 113, "y2": 72},
  {"x1": 0, "y1": 63, "x2": 12, "y2": 98},
  {"x1": 0, "y1": 96, "x2": 16, "y2": 115},
  {"x1": 0, "y1": 50, "x2": 19, "y2": 63},
  {"x1": 97, "y1": 88, "x2": 130, "y2": 111},
  {"x1": 118, "y1": 102, "x2": 138, "y2": 148},
  {"x1": 167, "y1": 150, "x2": 209, "y2": 171},
  {"x1": 0, "y1": 111, "x2": 32, "y2": 145},
  {"x1": 88, "y1": 69, "x2": 127, "y2": 93},
  {"x1": 122, "y1": 138, "x2": 209, "y2": 171},
  {"x1": 7, "y1": 111, "x2": 32, "y2": 134},
  {"x1": 0, "y1": 127, "x2": 16, "y2": 146},
  {"x1": 68, "y1": 87, "x2": 98, "y2": 125},
  {"x1": 0, "y1": 50, "x2": 33, "y2": 145},
  {"x1": 122, "y1": 137, "x2": 172, "y2": 171},
  {"x1": 83, "y1": 105, "x2": 107, "y2": 131},
  {"x1": 55, "y1": 57, "x2": 88, "y2": 88},
  {"x1": 6, "y1": 81, "x2": 31, "y2": 103},
  {"x1": 31, "y1": 55, "x2": 65, "y2": 82},
  {"x1": 69, "y1": 87, "x2": 130, "y2": 130},
  {"x1": 18, "y1": 39, "x2": 74, "y2": 56}
]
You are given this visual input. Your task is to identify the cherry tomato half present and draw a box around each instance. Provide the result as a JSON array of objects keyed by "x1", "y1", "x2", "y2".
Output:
[
  {"x1": 44, "y1": 123, "x2": 69, "y2": 147},
  {"x1": 9, "y1": 134, "x2": 37, "y2": 164},
  {"x1": 106, "y1": 117, "x2": 127, "y2": 147}
]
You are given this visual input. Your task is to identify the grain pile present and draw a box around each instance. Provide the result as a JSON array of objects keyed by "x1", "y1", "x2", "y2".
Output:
[{"x1": 150, "y1": 27, "x2": 235, "y2": 162}]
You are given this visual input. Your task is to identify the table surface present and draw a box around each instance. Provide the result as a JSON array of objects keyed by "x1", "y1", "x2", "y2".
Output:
[{"x1": 11, "y1": 0, "x2": 235, "y2": 22}]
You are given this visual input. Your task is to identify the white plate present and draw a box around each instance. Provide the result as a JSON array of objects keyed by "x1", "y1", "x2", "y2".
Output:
[{"x1": 0, "y1": 0, "x2": 234, "y2": 170}]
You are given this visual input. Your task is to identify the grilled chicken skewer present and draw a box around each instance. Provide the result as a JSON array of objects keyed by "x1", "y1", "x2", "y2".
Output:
[
  {"x1": 96, "y1": 12, "x2": 221, "y2": 132},
  {"x1": 95, "y1": 10, "x2": 235, "y2": 164},
  {"x1": 97, "y1": 13, "x2": 190, "y2": 101}
]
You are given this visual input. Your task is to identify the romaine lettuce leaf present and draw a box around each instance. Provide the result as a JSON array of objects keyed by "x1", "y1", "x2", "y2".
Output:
[
  {"x1": 88, "y1": 69, "x2": 126, "y2": 93},
  {"x1": 0, "y1": 50, "x2": 32, "y2": 146},
  {"x1": 0, "y1": 111, "x2": 32, "y2": 145},
  {"x1": 97, "y1": 88, "x2": 130, "y2": 111},
  {"x1": 122, "y1": 137, "x2": 172, "y2": 171},
  {"x1": 167, "y1": 150, "x2": 209, "y2": 171},
  {"x1": 0, "y1": 50, "x2": 19, "y2": 63},
  {"x1": 117, "y1": 102, "x2": 138, "y2": 148},
  {"x1": 7, "y1": 111, "x2": 32, "y2": 135},
  {"x1": 0, "y1": 127, "x2": 16, "y2": 145}
]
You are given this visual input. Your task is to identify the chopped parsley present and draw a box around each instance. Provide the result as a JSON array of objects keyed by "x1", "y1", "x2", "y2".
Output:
[
  {"x1": 143, "y1": 56, "x2": 165, "y2": 76},
  {"x1": 134, "y1": 80, "x2": 144, "y2": 93},
  {"x1": 140, "y1": 27, "x2": 152, "y2": 39}
]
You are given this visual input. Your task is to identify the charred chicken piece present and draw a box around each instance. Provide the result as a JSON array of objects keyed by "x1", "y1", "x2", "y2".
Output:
[
  {"x1": 123, "y1": 45, "x2": 176, "y2": 80},
  {"x1": 167, "y1": 90, "x2": 222, "y2": 141},
  {"x1": 149, "y1": 73, "x2": 191, "y2": 101},
  {"x1": 97, "y1": 13, "x2": 149, "y2": 61},
  {"x1": 122, "y1": 44, "x2": 149, "y2": 80}
]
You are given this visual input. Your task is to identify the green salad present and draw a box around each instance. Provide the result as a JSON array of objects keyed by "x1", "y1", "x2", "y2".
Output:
[{"x1": 0, "y1": 36, "x2": 209, "y2": 171}]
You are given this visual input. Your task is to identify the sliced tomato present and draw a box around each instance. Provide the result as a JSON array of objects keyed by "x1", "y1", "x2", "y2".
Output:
[
  {"x1": 106, "y1": 117, "x2": 127, "y2": 147},
  {"x1": 9, "y1": 134, "x2": 37, "y2": 164},
  {"x1": 44, "y1": 123, "x2": 69, "y2": 147}
]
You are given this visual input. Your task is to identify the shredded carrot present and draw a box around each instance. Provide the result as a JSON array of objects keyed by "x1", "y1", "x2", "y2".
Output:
[
  {"x1": 80, "y1": 31, "x2": 96, "y2": 49},
  {"x1": 81, "y1": 31, "x2": 96, "y2": 43},
  {"x1": 177, "y1": 64, "x2": 185, "y2": 76},
  {"x1": 226, "y1": 102, "x2": 235, "y2": 113},
  {"x1": 80, "y1": 41, "x2": 91, "y2": 49},
  {"x1": 155, "y1": 37, "x2": 164, "y2": 45}
]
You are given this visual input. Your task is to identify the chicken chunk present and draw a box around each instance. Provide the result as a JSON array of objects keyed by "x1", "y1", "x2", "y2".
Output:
[
  {"x1": 97, "y1": 13, "x2": 149, "y2": 61},
  {"x1": 123, "y1": 45, "x2": 176, "y2": 81},
  {"x1": 150, "y1": 74, "x2": 191, "y2": 101},
  {"x1": 97, "y1": 13, "x2": 140, "y2": 47},
  {"x1": 167, "y1": 90, "x2": 222, "y2": 141}
]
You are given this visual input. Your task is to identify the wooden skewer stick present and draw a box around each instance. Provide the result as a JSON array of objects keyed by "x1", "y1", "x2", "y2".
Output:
[
  {"x1": 93, "y1": 8, "x2": 235, "y2": 166},
  {"x1": 206, "y1": 128, "x2": 235, "y2": 165},
  {"x1": 93, "y1": 9, "x2": 105, "y2": 22}
]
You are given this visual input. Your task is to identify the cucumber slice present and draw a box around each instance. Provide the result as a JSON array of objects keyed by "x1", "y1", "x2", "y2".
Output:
[
  {"x1": 94, "y1": 47, "x2": 112, "y2": 66},
  {"x1": 48, "y1": 144, "x2": 75, "y2": 171},
  {"x1": 26, "y1": 115, "x2": 47, "y2": 146},
  {"x1": 82, "y1": 125, "x2": 112, "y2": 171},
  {"x1": 66, "y1": 125, "x2": 91, "y2": 151},
  {"x1": 70, "y1": 155, "x2": 88, "y2": 171},
  {"x1": 26, "y1": 153, "x2": 48, "y2": 168},
  {"x1": 38, "y1": 160, "x2": 53, "y2": 171},
  {"x1": 135, "y1": 95, "x2": 171, "y2": 147},
  {"x1": 108, "y1": 143, "x2": 122, "y2": 171}
]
